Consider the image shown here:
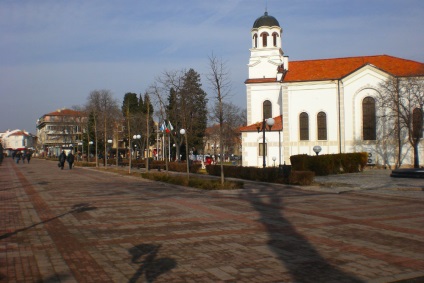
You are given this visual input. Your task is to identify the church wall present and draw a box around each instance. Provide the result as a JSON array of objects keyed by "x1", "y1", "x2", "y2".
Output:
[
  {"x1": 242, "y1": 131, "x2": 282, "y2": 167},
  {"x1": 342, "y1": 67, "x2": 389, "y2": 142},
  {"x1": 248, "y1": 57, "x2": 283, "y2": 79},
  {"x1": 286, "y1": 81, "x2": 339, "y2": 142},
  {"x1": 247, "y1": 83, "x2": 282, "y2": 125},
  {"x1": 243, "y1": 12, "x2": 424, "y2": 168}
]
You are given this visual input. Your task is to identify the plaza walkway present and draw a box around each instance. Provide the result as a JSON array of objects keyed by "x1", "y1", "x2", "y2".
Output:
[{"x1": 1, "y1": 158, "x2": 424, "y2": 282}]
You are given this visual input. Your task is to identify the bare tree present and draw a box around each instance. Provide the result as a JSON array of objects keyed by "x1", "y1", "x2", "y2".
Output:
[
  {"x1": 86, "y1": 92, "x2": 101, "y2": 166},
  {"x1": 157, "y1": 70, "x2": 186, "y2": 162},
  {"x1": 150, "y1": 82, "x2": 171, "y2": 171},
  {"x1": 377, "y1": 77, "x2": 424, "y2": 168},
  {"x1": 86, "y1": 90, "x2": 119, "y2": 167},
  {"x1": 99, "y1": 92, "x2": 120, "y2": 167},
  {"x1": 122, "y1": 92, "x2": 138, "y2": 172},
  {"x1": 209, "y1": 102, "x2": 246, "y2": 157},
  {"x1": 206, "y1": 53, "x2": 232, "y2": 185}
]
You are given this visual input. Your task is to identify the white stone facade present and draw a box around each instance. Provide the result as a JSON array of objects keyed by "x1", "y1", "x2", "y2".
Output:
[
  {"x1": 0, "y1": 129, "x2": 35, "y2": 156},
  {"x1": 241, "y1": 12, "x2": 424, "y2": 168}
]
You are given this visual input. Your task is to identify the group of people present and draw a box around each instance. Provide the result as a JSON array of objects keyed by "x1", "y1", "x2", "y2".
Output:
[
  {"x1": 12, "y1": 150, "x2": 32, "y2": 164},
  {"x1": 58, "y1": 150, "x2": 75, "y2": 170}
]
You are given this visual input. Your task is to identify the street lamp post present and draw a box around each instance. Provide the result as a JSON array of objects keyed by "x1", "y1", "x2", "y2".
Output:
[
  {"x1": 256, "y1": 118, "x2": 275, "y2": 168},
  {"x1": 107, "y1": 139, "x2": 112, "y2": 166},
  {"x1": 132, "y1": 134, "x2": 141, "y2": 166},
  {"x1": 78, "y1": 142, "x2": 83, "y2": 161},
  {"x1": 180, "y1": 129, "x2": 189, "y2": 179},
  {"x1": 89, "y1": 141, "x2": 93, "y2": 162}
]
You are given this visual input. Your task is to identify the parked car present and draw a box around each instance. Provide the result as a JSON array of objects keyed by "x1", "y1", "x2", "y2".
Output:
[{"x1": 205, "y1": 156, "x2": 213, "y2": 165}]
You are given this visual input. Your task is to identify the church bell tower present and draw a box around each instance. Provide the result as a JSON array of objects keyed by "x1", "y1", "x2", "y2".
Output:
[{"x1": 246, "y1": 11, "x2": 289, "y2": 126}]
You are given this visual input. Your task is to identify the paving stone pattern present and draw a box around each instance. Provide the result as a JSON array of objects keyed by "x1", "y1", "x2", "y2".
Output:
[{"x1": 1, "y1": 158, "x2": 424, "y2": 282}]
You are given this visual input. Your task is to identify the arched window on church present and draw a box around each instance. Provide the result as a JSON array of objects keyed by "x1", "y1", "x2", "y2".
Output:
[
  {"x1": 263, "y1": 100, "x2": 272, "y2": 120},
  {"x1": 317, "y1": 112, "x2": 327, "y2": 140},
  {"x1": 272, "y1": 32, "x2": 279, "y2": 47},
  {"x1": 413, "y1": 108, "x2": 423, "y2": 139},
  {"x1": 362, "y1": 97, "x2": 376, "y2": 140},
  {"x1": 299, "y1": 112, "x2": 309, "y2": 140},
  {"x1": 253, "y1": 34, "x2": 258, "y2": 48},
  {"x1": 260, "y1": 32, "x2": 269, "y2": 47}
]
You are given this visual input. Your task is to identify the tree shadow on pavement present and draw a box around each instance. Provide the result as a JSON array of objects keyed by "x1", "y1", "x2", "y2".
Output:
[
  {"x1": 0, "y1": 203, "x2": 96, "y2": 240},
  {"x1": 128, "y1": 244, "x2": 176, "y2": 283},
  {"x1": 240, "y1": 185, "x2": 364, "y2": 283},
  {"x1": 35, "y1": 273, "x2": 71, "y2": 283}
]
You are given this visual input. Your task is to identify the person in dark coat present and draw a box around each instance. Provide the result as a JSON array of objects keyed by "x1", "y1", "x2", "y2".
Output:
[
  {"x1": 0, "y1": 143, "x2": 3, "y2": 165},
  {"x1": 26, "y1": 151, "x2": 32, "y2": 163},
  {"x1": 59, "y1": 151, "x2": 66, "y2": 170},
  {"x1": 67, "y1": 152, "x2": 75, "y2": 170},
  {"x1": 22, "y1": 151, "x2": 26, "y2": 163},
  {"x1": 15, "y1": 151, "x2": 21, "y2": 164}
]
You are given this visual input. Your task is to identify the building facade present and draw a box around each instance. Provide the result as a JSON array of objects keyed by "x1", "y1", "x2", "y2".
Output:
[
  {"x1": 0, "y1": 129, "x2": 36, "y2": 156},
  {"x1": 203, "y1": 124, "x2": 242, "y2": 160},
  {"x1": 36, "y1": 108, "x2": 86, "y2": 157},
  {"x1": 240, "y1": 12, "x2": 424, "y2": 168}
]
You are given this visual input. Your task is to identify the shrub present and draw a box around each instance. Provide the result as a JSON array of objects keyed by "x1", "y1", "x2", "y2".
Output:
[
  {"x1": 289, "y1": 171, "x2": 315, "y2": 185},
  {"x1": 290, "y1": 152, "x2": 367, "y2": 176},
  {"x1": 141, "y1": 172, "x2": 244, "y2": 190},
  {"x1": 205, "y1": 164, "x2": 314, "y2": 185},
  {"x1": 74, "y1": 161, "x2": 96, "y2": 167},
  {"x1": 168, "y1": 162, "x2": 201, "y2": 173}
]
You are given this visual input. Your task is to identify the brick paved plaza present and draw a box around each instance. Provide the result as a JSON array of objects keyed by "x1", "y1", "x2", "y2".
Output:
[{"x1": 1, "y1": 158, "x2": 424, "y2": 282}]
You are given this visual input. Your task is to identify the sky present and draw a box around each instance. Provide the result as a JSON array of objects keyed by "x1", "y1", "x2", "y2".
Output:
[{"x1": 1, "y1": 0, "x2": 423, "y2": 134}]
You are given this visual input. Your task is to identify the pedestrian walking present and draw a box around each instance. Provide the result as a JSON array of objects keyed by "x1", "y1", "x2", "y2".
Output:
[
  {"x1": 26, "y1": 151, "x2": 32, "y2": 163},
  {"x1": 0, "y1": 143, "x2": 3, "y2": 165},
  {"x1": 15, "y1": 151, "x2": 21, "y2": 164},
  {"x1": 67, "y1": 152, "x2": 75, "y2": 170},
  {"x1": 22, "y1": 151, "x2": 26, "y2": 163},
  {"x1": 58, "y1": 150, "x2": 66, "y2": 170}
]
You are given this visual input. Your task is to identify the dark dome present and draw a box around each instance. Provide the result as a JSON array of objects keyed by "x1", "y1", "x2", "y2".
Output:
[{"x1": 253, "y1": 12, "x2": 280, "y2": 28}]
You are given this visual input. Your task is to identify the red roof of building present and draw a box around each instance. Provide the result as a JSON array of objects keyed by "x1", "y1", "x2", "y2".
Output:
[
  {"x1": 242, "y1": 55, "x2": 424, "y2": 131},
  {"x1": 45, "y1": 109, "x2": 84, "y2": 117},
  {"x1": 240, "y1": 115, "x2": 283, "y2": 132},
  {"x1": 245, "y1": 55, "x2": 424, "y2": 84},
  {"x1": 8, "y1": 131, "x2": 28, "y2": 137}
]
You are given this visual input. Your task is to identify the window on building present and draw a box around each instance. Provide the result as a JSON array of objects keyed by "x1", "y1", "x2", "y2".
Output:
[
  {"x1": 253, "y1": 34, "x2": 258, "y2": 48},
  {"x1": 259, "y1": 143, "x2": 267, "y2": 156},
  {"x1": 317, "y1": 112, "x2": 327, "y2": 140},
  {"x1": 362, "y1": 97, "x2": 376, "y2": 140},
  {"x1": 300, "y1": 112, "x2": 309, "y2": 140},
  {"x1": 263, "y1": 100, "x2": 272, "y2": 120},
  {"x1": 413, "y1": 108, "x2": 423, "y2": 138},
  {"x1": 260, "y1": 32, "x2": 269, "y2": 47},
  {"x1": 272, "y1": 32, "x2": 279, "y2": 47}
]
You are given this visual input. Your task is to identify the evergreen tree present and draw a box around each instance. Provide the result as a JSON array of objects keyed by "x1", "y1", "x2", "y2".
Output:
[{"x1": 180, "y1": 69, "x2": 208, "y2": 152}]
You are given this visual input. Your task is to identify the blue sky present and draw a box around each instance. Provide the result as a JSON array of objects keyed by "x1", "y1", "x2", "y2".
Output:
[{"x1": 1, "y1": 0, "x2": 423, "y2": 134}]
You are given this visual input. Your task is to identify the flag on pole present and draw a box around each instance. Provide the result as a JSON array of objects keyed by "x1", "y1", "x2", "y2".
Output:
[
  {"x1": 165, "y1": 121, "x2": 171, "y2": 133},
  {"x1": 159, "y1": 122, "x2": 165, "y2": 132},
  {"x1": 168, "y1": 121, "x2": 174, "y2": 131}
]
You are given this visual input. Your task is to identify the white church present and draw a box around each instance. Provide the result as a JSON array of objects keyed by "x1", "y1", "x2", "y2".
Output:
[{"x1": 240, "y1": 12, "x2": 424, "y2": 168}]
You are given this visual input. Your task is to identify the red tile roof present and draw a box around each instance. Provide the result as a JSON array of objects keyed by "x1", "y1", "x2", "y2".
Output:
[
  {"x1": 44, "y1": 109, "x2": 84, "y2": 117},
  {"x1": 9, "y1": 131, "x2": 28, "y2": 137},
  {"x1": 240, "y1": 115, "x2": 283, "y2": 132},
  {"x1": 245, "y1": 55, "x2": 424, "y2": 84},
  {"x1": 242, "y1": 55, "x2": 424, "y2": 131}
]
